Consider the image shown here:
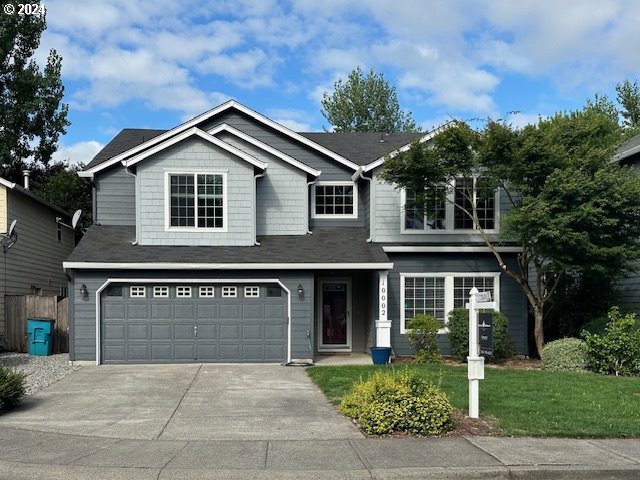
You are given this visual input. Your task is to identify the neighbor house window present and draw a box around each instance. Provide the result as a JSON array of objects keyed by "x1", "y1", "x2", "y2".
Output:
[
  {"x1": 130, "y1": 286, "x2": 146, "y2": 298},
  {"x1": 400, "y1": 273, "x2": 499, "y2": 333},
  {"x1": 244, "y1": 286, "x2": 260, "y2": 298},
  {"x1": 312, "y1": 182, "x2": 357, "y2": 218},
  {"x1": 402, "y1": 178, "x2": 497, "y2": 233},
  {"x1": 222, "y1": 286, "x2": 237, "y2": 298},
  {"x1": 199, "y1": 286, "x2": 215, "y2": 297},
  {"x1": 153, "y1": 286, "x2": 169, "y2": 298},
  {"x1": 176, "y1": 286, "x2": 192, "y2": 298},
  {"x1": 168, "y1": 173, "x2": 225, "y2": 229}
]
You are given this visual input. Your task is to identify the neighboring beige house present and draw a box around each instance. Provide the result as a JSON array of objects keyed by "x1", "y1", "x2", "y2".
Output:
[{"x1": 0, "y1": 174, "x2": 76, "y2": 344}]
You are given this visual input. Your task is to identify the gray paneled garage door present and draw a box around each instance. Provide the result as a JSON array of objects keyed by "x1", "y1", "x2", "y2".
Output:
[{"x1": 101, "y1": 283, "x2": 286, "y2": 363}]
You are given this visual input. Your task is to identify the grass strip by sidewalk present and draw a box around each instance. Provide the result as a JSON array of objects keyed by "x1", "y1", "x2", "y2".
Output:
[{"x1": 306, "y1": 364, "x2": 640, "y2": 438}]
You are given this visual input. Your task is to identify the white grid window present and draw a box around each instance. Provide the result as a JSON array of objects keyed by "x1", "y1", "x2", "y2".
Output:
[
  {"x1": 199, "y1": 286, "x2": 215, "y2": 297},
  {"x1": 154, "y1": 286, "x2": 169, "y2": 298},
  {"x1": 130, "y1": 286, "x2": 146, "y2": 298},
  {"x1": 312, "y1": 182, "x2": 358, "y2": 218},
  {"x1": 222, "y1": 286, "x2": 237, "y2": 298},
  {"x1": 400, "y1": 273, "x2": 499, "y2": 333},
  {"x1": 244, "y1": 286, "x2": 260, "y2": 298},
  {"x1": 176, "y1": 286, "x2": 192, "y2": 298}
]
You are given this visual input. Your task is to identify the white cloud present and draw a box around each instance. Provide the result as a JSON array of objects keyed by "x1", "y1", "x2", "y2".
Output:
[
  {"x1": 267, "y1": 108, "x2": 313, "y2": 132},
  {"x1": 52, "y1": 140, "x2": 104, "y2": 166}
]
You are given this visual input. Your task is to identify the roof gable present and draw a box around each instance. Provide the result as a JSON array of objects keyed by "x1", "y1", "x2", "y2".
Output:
[
  {"x1": 81, "y1": 100, "x2": 356, "y2": 177},
  {"x1": 124, "y1": 127, "x2": 267, "y2": 170}
]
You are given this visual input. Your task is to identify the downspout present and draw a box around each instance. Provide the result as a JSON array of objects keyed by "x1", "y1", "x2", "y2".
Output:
[
  {"x1": 351, "y1": 167, "x2": 373, "y2": 242},
  {"x1": 124, "y1": 167, "x2": 138, "y2": 246},
  {"x1": 306, "y1": 175, "x2": 321, "y2": 234},
  {"x1": 254, "y1": 167, "x2": 267, "y2": 246}
]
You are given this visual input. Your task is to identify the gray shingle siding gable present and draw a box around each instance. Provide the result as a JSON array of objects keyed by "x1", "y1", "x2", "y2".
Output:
[
  {"x1": 136, "y1": 136, "x2": 255, "y2": 246},
  {"x1": 95, "y1": 166, "x2": 136, "y2": 226},
  {"x1": 216, "y1": 131, "x2": 308, "y2": 236}
]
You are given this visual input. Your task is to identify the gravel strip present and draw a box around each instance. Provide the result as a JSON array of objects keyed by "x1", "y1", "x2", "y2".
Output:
[{"x1": 0, "y1": 352, "x2": 81, "y2": 396}]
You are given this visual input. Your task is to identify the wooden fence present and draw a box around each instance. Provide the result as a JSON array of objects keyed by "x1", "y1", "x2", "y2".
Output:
[{"x1": 5, "y1": 295, "x2": 69, "y2": 353}]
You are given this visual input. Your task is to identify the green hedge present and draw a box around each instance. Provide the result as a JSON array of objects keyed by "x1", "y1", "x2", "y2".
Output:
[
  {"x1": 340, "y1": 368, "x2": 453, "y2": 436},
  {"x1": 447, "y1": 308, "x2": 516, "y2": 362},
  {"x1": 541, "y1": 338, "x2": 588, "y2": 372}
]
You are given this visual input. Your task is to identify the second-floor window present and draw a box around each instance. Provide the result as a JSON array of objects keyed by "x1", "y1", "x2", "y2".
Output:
[
  {"x1": 402, "y1": 177, "x2": 497, "y2": 233},
  {"x1": 168, "y1": 173, "x2": 226, "y2": 230},
  {"x1": 312, "y1": 182, "x2": 358, "y2": 218}
]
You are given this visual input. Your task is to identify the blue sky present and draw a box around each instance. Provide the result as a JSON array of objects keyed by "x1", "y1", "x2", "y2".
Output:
[{"x1": 37, "y1": 0, "x2": 640, "y2": 165}]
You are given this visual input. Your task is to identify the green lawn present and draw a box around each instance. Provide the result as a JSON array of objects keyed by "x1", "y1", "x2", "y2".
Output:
[{"x1": 306, "y1": 364, "x2": 640, "y2": 438}]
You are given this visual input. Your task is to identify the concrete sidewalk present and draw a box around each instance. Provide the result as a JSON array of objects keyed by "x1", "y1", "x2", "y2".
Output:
[
  {"x1": 0, "y1": 426, "x2": 639, "y2": 479},
  {"x1": 0, "y1": 364, "x2": 638, "y2": 479}
]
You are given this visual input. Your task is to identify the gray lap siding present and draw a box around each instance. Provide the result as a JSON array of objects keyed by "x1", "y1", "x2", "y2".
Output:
[
  {"x1": 68, "y1": 270, "x2": 314, "y2": 363},
  {"x1": 385, "y1": 253, "x2": 529, "y2": 357}
]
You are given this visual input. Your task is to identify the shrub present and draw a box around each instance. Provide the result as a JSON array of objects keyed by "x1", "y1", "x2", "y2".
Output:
[
  {"x1": 340, "y1": 369, "x2": 453, "y2": 436},
  {"x1": 407, "y1": 314, "x2": 442, "y2": 364},
  {"x1": 447, "y1": 308, "x2": 516, "y2": 362},
  {"x1": 583, "y1": 307, "x2": 640, "y2": 376},
  {"x1": 541, "y1": 338, "x2": 588, "y2": 372},
  {"x1": 0, "y1": 365, "x2": 26, "y2": 412}
]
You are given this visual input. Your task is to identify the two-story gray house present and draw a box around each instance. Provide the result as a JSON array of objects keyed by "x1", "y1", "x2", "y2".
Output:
[{"x1": 64, "y1": 100, "x2": 528, "y2": 364}]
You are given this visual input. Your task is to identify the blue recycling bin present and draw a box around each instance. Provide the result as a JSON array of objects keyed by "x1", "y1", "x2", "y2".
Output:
[
  {"x1": 370, "y1": 347, "x2": 392, "y2": 365},
  {"x1": 27, "y1": 318, "x2": 55, "y2": 356}
]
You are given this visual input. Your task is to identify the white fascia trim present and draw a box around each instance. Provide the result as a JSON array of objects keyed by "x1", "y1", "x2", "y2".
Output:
[
  {"x1": 0, "y1": 178, "x2": 16, "y2": 189},
  {"x1": 208, "y1": 123, "x2": 321, "y2": 177},
  {"x1": 94, "y1": 277, "x2": 292, "y2": 365},
  {"x1": 83, "y1": 100, "x2": 357, "y2": 176},
  {"x1": 613, "y1": 143, "x2": 640, "y2": 161},
  {"x1": 65, "y1": 262, "x2": 394, "y2": 270},
  {"x1": 123, "y1": 127, "x2": 267, "y2": 170},
  {"x1": 383, "y1": 246, "x2": 522, "y2": 253},
  {"x1": 362, "y1": 124, "x2": 450, "y2": 173}
]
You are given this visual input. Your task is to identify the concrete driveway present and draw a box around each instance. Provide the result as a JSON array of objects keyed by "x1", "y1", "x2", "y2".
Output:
[{"x1": 0, "y1": 364, "x2": 363, "y2": 441}]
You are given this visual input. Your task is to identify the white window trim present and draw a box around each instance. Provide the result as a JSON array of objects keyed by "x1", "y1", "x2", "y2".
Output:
[
  {"x1": 199, "y1": 286, "x2": 215, "y2": 297},
  {"x1": 130, "y1": 286, "x2": 146, "y2": 298},
  {"x1": 311, "y1": 181, "x2": 358, "y2": 219},
  {"x1": 400, "y1": 182, "x2": 500, "y2": 235},
  {"x1": 153, "y1": 286, "x2": 169, "y2": 298},
  {"x1": 222, "y1": 286, "x2": 237, "y2": 298},
  {"x1": 244, "y1": 286, "x2": 260, "y2": 298},
  {"x1": 399, "y1": 272, "x2": 500, "y2": 335},
  {"x1": 164, "y1": 171, "x2": 228, "y2": 233},
  {"x1": 176, "y1": 286, "x2": 192, "y2": 298}
]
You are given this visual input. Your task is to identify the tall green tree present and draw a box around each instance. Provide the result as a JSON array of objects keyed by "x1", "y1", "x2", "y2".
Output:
[
  {"x1": 616, "y1": 79, "x2": 640, "y2": 129},
  {"x1": 32, "y1": 163, "x2": 92, "y2": 225},
  {"x1": 321, "y1": 66, "x2": 417, "y2": 132},
  {"x1": 0, "y1": 1, "x2": 69, "y2": 179},
  {"x1": 381, "y1": 104, "x2": 640, "y2": 357}
]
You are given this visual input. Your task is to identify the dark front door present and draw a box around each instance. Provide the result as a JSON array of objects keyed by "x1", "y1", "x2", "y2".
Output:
[{"x1": 318, "y1": 279, "x2": 351, "y2": 351}]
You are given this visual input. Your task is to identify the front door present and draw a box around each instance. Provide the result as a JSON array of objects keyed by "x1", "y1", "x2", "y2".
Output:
[{"x1": 317, "y1": 278, "x2": 352, "y2": 352}]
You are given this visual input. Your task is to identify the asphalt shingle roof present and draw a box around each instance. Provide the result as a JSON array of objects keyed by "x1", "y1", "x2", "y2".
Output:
[
  {"x1": 298, "y1": 132, "x2": 424, "y2": 166},
  {"x1": 615, "y1": 133, "x2": 640, "y2": 161},
  {"x1": 85, "y1": 128, "x2": 424, "y2": 171},
  {"x1": 86, "y1": 128, "x2": 167, "y2": 169},
  {"x1": 67, "y1": 225, "x2": 391, "y2": 265}
]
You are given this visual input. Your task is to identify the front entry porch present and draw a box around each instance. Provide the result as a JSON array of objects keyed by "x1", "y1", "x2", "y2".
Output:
[{"x1": 313, "y1": 270, "x2": 390, "y2": 359}]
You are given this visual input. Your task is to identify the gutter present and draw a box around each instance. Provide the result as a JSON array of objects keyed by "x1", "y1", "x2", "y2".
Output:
[
  {"x1": 306, "y1": 175, "x2": 321, "y2": 234},
  {"x1": 351, "y1": 167, "x2": 373, "y2": 242},
  {"x1": 124, "y1": 167, "x2": 139, "y2": 245},
  {"x1": 254, "y1": 167, "x2": 268, "y2": 245}
]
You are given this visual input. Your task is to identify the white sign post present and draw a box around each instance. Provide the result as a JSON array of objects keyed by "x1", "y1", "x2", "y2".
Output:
[{"x1": 466, "y1": 287, "x2": 496, "y2": 419}]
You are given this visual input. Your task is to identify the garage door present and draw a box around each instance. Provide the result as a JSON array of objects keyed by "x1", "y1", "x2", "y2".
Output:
[{"x1": 101, "y1": 283, "x2": 286, "y2": 363}]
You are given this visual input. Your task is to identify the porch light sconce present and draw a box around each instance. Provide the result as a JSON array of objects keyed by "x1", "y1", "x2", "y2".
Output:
[
  {"x1": 80, "y1": 284, "x2": 89, "y2": 301},
  {"x1": 297, "y1": 284, "x2": 304, "y2": 300}
]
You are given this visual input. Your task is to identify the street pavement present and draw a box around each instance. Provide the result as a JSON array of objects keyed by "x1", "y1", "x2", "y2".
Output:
[{"x1": 0, "y1": 363, "x2": 638, "y2": 479}]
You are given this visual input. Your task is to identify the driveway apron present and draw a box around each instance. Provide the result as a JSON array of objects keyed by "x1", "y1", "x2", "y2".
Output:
[{"x1": 0, "y1": 364, "x2": 363, "y2": 441}]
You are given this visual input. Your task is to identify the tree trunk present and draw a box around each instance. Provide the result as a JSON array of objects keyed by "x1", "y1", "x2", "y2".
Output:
[{"x1": 533, "y1": 304, "x2": 545, "y2": 358}]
